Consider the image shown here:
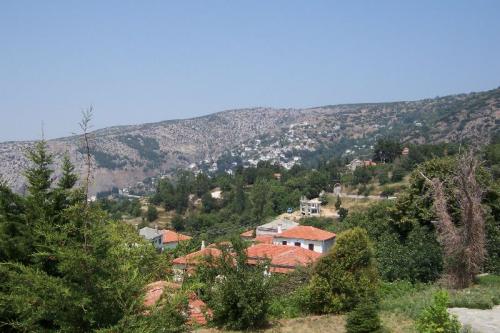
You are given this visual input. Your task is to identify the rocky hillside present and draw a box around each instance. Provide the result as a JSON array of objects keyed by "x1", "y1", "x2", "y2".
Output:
[{"x1": 1, "y1": 88, "x2": 499, "y2": 194}]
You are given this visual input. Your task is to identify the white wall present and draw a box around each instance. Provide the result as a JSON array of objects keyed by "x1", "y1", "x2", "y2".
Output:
[
  {"x1": 273, "y1": 237, "x2": 334, "y2": 253},
  {"x1": 162, "y1": 241, "x2": 179, "y2": 250}
]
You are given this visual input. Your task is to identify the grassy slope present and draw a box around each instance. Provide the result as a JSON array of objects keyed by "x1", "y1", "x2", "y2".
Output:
[{"x1": 195, "y1": 275, "x2": 500, "y2": 333}]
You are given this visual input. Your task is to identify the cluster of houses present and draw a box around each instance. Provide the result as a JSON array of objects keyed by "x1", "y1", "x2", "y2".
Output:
[
  {"x1": 170, "y1": 218, "x2": 336, "y2": 282},
  {"x1": 139, "y1": 218, "x2": 336, "y2": 325}
]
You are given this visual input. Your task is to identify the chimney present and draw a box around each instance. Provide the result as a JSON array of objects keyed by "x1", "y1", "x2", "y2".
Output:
[
  {"x1": 201, "y1": 240, "x2": 206, "y2": 250},
  {"x1": 277, "y1": 224, "x2": 282, "y2": 234}
]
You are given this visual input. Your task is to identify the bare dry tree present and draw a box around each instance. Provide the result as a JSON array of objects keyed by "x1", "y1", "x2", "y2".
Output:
[
  {"x1": 79, "y1": 106, "x2": 94, "y2": 203},
  {"x1": 78, "y1": 106, "x2": 94, "y2": 251},
  {"x1": 421, "y1": 150, "x2": 486, "y2": 288}
]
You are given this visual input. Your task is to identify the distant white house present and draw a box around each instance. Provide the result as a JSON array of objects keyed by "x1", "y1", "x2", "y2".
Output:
[
  {"x1": 210, "y1": 189, "x2": 222, "y2": 199},
  {"x1": 347, "y1": 159, "x2": 377, "y2": 171},
  {"x1": 347, "y1": 159, "x2": 363, "y2": 171},
  {"x1": 140, "y1": 227, "x2": 192, "y2": 251},
  {"x1": 273, "y1": 226, "x2": 336, "y2": 253},
  {"x1": 300, "y1": 197, "x2": 321, "y2": 216}
]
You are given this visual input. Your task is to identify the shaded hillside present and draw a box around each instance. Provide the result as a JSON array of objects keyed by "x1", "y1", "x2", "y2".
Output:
[{"x1": 0, "y1": 88, "x2": 498, "y2": 193}]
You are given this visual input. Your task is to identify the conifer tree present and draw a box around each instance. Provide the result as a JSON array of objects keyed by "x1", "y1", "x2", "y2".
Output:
[
  {"x1": 58, "y1": 153, "x2": 78, "y2": 190},
  {"x1": 24, "y1": 140, "x2": 54, "y2": 197},
  {"x1": 0, "y1": 182, "x2": 30, "y2": 263},
  {"x1": 23, "y1": 140, "x2": 55, "y2": 227}
]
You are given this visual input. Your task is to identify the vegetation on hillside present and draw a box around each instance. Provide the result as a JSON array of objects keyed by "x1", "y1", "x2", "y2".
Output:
[{"x1": 1, "y1": 127, "x2": 500, "y2": 332}]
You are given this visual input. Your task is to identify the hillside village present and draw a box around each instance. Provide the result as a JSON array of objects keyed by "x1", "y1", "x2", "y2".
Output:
[
  {"x1": 103, "y1": 134, "x2": 500, "y2": 332},
  {"x1": 1, "y1": 117, "x2": 499, "y2": 333},
  {"x1": 1, "y1": 88, "x2": 498, "y2": 196}
]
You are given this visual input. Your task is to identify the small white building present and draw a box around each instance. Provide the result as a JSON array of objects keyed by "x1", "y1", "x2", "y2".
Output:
[
  {"x1": 300, "y1": 197, "x2": 321, "y2": 216},
  {"x1": 273, "y1": 226, "x2": 336, "y2": 254},
  {"x1": 139, "y1": 226, "x2": 163, "y2": 250},
  {"x1": 347, "y1": 159, "x2": 364, "y2": 171}
]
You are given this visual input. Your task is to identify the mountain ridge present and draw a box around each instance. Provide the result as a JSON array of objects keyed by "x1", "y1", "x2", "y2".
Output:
[{"x1": 1, "y1": 87, "x2": 499, "y2": 194}]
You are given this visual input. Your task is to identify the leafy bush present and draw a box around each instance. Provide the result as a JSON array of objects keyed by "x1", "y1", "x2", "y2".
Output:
[
  {"x1": 146, "y1": 205, "x2": 158, "y2": 222},
  {"x1": 304, "y1": 228, "x2": 379, "y2": 314},
  {"x1": 207, "y1": 241, "x2": 271, "y2": 330},
  {"x1": 415, "y1": 290, "x2": 461, "y2": 333}
]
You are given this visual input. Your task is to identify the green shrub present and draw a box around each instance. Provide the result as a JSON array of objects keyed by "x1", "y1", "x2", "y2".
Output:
[
  {"x1": 304, "y1": 228, "x2": 379, "y2": 314},
  {"x1": 415, "y1": 290, "x2": 461, "y2": 333},
  {"x1": 346, "y1": 300, "x2": 383, "y2": 333},
  {"x1": 207, "y1": 240, "x2": 271, "y2": 330},
  {"x1": 146, "y1": 205, "x2": 158, "y2": 222}
]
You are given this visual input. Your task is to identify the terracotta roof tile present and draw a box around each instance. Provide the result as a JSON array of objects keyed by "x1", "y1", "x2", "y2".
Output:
[
  {"x1": 276, "y1": 226, "x2": 336, "y2": 241},
  {"x1": 162, "y1": 230, "x2": 192, "y2": 244},
  {"x1": 246, "y1": 243, "x2": 321, "y2": 270},
  {"x1": 172, "y1": 247, "x2": 222, "y2": 266},
  {"x1": 254, "y1": 235, "x2": 274, "y2": 244},
  {"x1": 143, "y1": 280, "x2": 212, "y2": 325}
]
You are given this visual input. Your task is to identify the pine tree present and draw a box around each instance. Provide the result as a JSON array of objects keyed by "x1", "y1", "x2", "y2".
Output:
[
  {"x1": 23, "y1": 140, "x2": 55, "y2": 227},
  {"x1": 24, "y1": 140, "x2": 54, "y2": 197},
  {"x1": 0, "y1": 182, "x2": 31, "y2": 263},
  {"x1": 58, "y1": 154, "x2": 78, "y2": 190},
  {"x1": 346, "y1": 299, "x2": 383, "y2": 333}
]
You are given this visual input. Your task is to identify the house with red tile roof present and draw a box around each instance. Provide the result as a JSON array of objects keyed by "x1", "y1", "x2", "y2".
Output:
[
  {"x1": 172, "y1": 240, "x2": 322, "y2": 280},
  {"x1": 162, "y1": 230, "x2": 192, "y2": 250},
  {"x1": 143, "y1": 280, "x2": 212, "y2": 325},
  {"x1": 171, "y1": 243, "x2": 226, "y2": 282},
  {"x1": 246, "y1": 243, "x2": 321, "y2": 273},
  {"x1": 273, "y1": 225, "x2": 336, "y2": 253}
]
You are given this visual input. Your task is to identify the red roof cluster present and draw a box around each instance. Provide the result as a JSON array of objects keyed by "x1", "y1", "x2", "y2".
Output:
[
  {"x1": 143, "y1": 280, "x2": 212, "y2": 325},
  {"x1": 163, "y1": 230, "x2": 192, "y2": 244},
  {"x1": 276, "y1": 225, "x2": 336, "y2": 241},
  {"x1": 246, "y1": 243, "x2": 321, "y2": 273},
  {"x1": 172, "y1": 247, "x2": 222, "y2": 266},
  {"x1": 254, "y1": 235, "x2": 274, "y2": 244}
]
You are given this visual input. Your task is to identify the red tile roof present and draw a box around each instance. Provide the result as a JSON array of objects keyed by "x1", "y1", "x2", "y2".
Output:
[
  {"x1": 276, "y1": 226, "x2": 336, "y2": 241},
  {"x1": 143, "y1": 280, "x2": 212, "y2": 325},
  {"x1": 246, "y1": 243, "x2": 321, "y2": 272},
  {"x1": 254, "y1": 235, "x2": 274, "y2": 244},
  {"x1": 172, "y1": 247, "x2": 222, "y2": 266},
  {"x1": 162, "y1": 230, "x2": 192, "y2": 244}
]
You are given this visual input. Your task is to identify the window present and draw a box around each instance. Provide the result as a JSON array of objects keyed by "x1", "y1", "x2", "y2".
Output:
[
  {"x1": 308, "y1": 244, "x2": 314, "y2": 251},
  {"x1": 282, "y1": 241, "x2": 287, "y2": 245},
  {"x1": 294, "y1": 242, "x2": 301, "y2": 247}
]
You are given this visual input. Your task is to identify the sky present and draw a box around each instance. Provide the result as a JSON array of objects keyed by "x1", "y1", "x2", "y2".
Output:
[{"x1": 1, "y1": 1, "x2": 499, "y2": 142}]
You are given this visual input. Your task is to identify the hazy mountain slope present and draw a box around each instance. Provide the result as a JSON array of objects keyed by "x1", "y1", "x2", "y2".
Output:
[{"x1": 1, "y1": 88, "x2": 498, "y2": 194}]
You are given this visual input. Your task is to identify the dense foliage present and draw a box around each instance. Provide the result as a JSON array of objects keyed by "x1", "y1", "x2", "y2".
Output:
[
  {"x1": 0, "y1": 141, "x2": 183, "y2": 332},
  {"x1": 187, "y1": 239, "x2": 271, "y2": 330},
  {"x1": 415, "y1": 291, "x2": 461, "y2": 333},
  {"x1": 346, "y1": 300, "x2": 383, "y2": 333},
  {"x1": 304, "y1": 228, "x2": 379, "y2": 314}
]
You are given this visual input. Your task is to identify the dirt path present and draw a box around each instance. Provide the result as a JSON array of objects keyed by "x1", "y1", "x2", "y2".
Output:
[{"x1": 449, "y1": 306, "x2": 500, "y2": 333}]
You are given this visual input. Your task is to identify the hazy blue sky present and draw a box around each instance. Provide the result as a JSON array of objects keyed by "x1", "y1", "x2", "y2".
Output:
[{"x1": 1, "y1": 1, "x2": 499, "y2": 141}]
